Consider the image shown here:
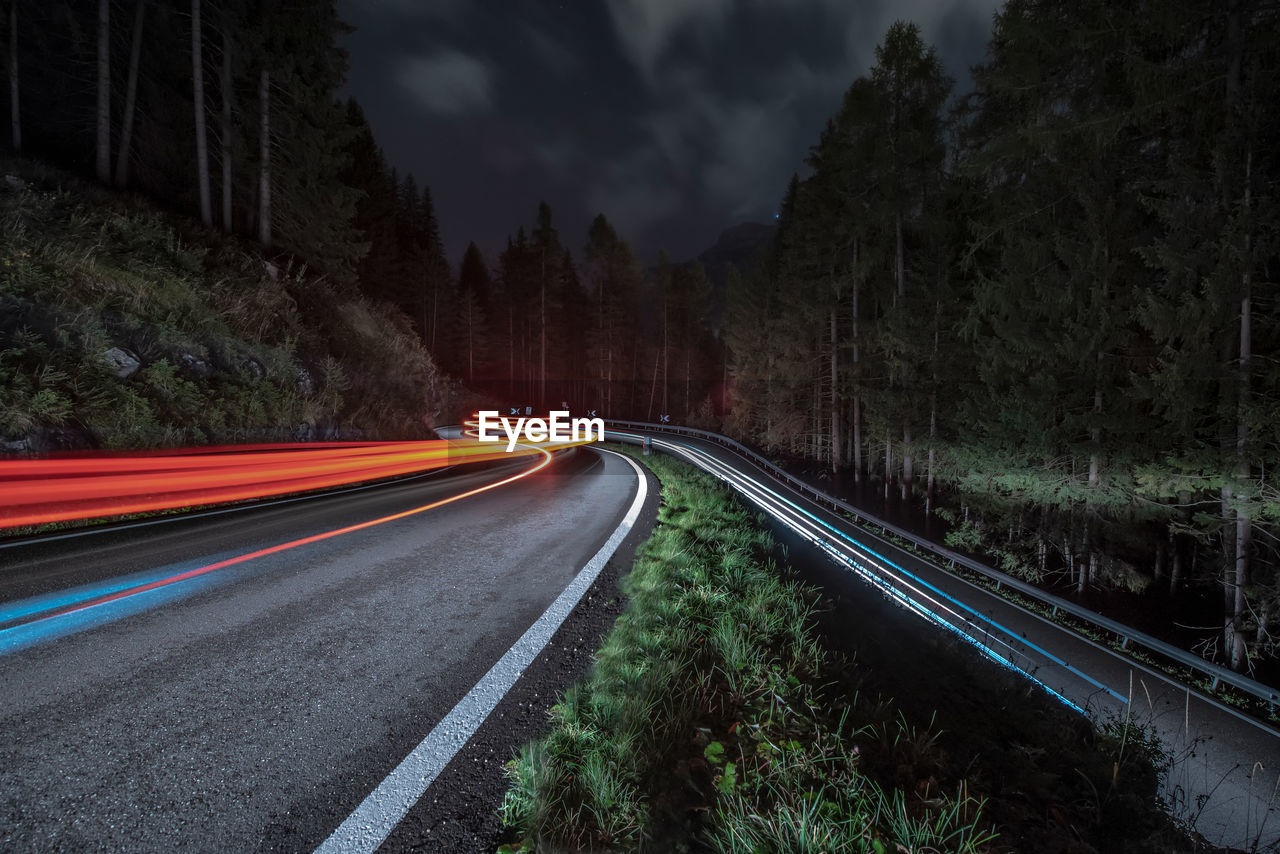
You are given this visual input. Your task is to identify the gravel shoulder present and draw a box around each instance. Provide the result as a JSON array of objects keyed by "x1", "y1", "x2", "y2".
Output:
[{"x1": 377, "y1": 450, "x2": 661, "y2": 853}]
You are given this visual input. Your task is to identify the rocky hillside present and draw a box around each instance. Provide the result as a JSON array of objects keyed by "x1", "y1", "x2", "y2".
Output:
[{"x1": 0, "y1": 159, "x2": 465, "y2": 453}]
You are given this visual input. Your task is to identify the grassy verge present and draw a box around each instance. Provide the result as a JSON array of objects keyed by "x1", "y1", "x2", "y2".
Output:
[{"x1": 497, "y1": 448, "x2": 1201, "y2": 852}]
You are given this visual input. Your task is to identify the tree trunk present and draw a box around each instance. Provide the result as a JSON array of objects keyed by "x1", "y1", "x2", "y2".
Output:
[
  {"x1": 926, "y1": 398, "x2": 936, "y2": 516},
  {"x1": 894, "y1": 209, "x2": 904, "y2": 304},
  {"x1": 1221, "y1": 482, "x2": 1236, "y2": 634},
  {"x1": 540, "y1": 248, "x2": 546, "y2": 404},
  {"x1": 95, "y1": 0, "x2": 110, "y2": 184},
  {"x1": 646, "y1": 347, "x2": 659, "y2": 421},
  {"x1": 1222, "y1": 0, "x2": 1251, "y2": 671},
  {"x1": 813, "y1": 376, "x2": 821, "y2": 460},
  {"x1": 596, "y1": 285, "x2": 603, "y2": 409},
  {"x1": 629, "y1": 332, "x2": 640, "y2": 416},
  {"x1": 115, "y1": 0, "x2": 146, "y2": 188},
  {"x1": 1079, "y1": 519, "x2": 1095, "y2": 595},
  {"x1": 429, "y1": 271, "x2": 437, "y2": 352},
  {"x1": 1170, "y1": 532, "x2": 1183, "y2": 595},
  {"x1": 192, "y1": 0, "x2": 213, "y2": 225},
  {"x1": 256, "y1": 67, "x2": 270, "y2": 246},
  {"x1": 850, "y1": 251, "x2": 862, "y2": 483},
  {"x1": 684, "y1": 350, "x2": 690, "y2": 417},
  {"x1": 901, "y1": 423, "x2": 912, "y2": 500},
  {"x1": 220, "y1": 8, "x2": 232, "y2": 231},
  {"x1": 1089, "y1": 383, "x2": 1102, "y2": 488},
  {"x1": 605, "y1": 297, "x2": 613, "y2": 414},
  {"x1": 926, "y1": 300, "x2": 939, "y2": 514},
  {"x1": 8, "y1": 0, "x2": 20, "y2": 153},
  {"x1": 830, "y1": 306, "x2": 840, "y2": 473},
  {"x1": 1229, "y1": 144, "x2": 1253, "y2": 671},
  {"x1": 243, "y1": 170, "x2": 257, "y2": 233},
  {"x1": 661, "y1": 293, "x2": 668, "y2": 416},
  {"x1": 884, "y1": 437, "x2": 892, "y2": 502}
]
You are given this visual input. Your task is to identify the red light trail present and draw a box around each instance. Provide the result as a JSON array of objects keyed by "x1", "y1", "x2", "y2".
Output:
[
  {"x1": 0, "y1": 415, "x2": 592, "y2": 531},
  {"x1": 11, "y1": 444, "x2": 556, "y2": 628}
]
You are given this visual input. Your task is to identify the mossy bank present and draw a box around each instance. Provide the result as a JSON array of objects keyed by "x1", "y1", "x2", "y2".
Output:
[{"x1": 0, "y1": 158, "x2": 473, "y2": 452}]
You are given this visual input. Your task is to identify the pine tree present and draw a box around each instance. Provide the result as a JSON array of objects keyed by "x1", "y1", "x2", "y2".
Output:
[
  {"x1": 1129, "y1": 0, "x2": 1280, "y2": 667},
  {"x1": 583, "y1": 214, "x2": 643, "y2": 416},
  {"x1": 341, "y1": 99, "x2": 399, "y2": 303},
  {"x1": 455, "y1": 242, "x2": 491, "y2": 384},
  {"x1": 254, "y1": 0, "x2": 361, "y2": 273},
  {"x1": 552, "y1": 248, "x2": 588, "y2": 411},
  {"x1": 191, "y1": 0, "x2": 212, "y2": 224},
  {"x1": 217, "y1": 0, "x2": 234, "y2": 231},
  {"x1": 530, "y1": 201, "x2": 563, "y2": 405},
  {"x1": 7, "y1": 0, "x2": 19, "y2": 153},
  {"x1": 870, "y1": 22, "x2": 951, "y2": 496},
  {"x1": 497, "y1": 228, "x2": 535, "y2": 400},
  {"x1": 113, "y1": 0, "x2": 146, "y2": 187},
  {"x1": 457, "y1": 241, "x2": 492, "y2": 314},
  {"x1": 670, "y1": 261, "x2": 712, "y2": 419},
  {"x1": 95, "y1": 0, "x2": 109, "y2": 184}
]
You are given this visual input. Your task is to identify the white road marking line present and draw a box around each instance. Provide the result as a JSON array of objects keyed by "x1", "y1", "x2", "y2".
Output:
[{"x1": 314, "y1": 449, "x2": 648, "y2": 854}]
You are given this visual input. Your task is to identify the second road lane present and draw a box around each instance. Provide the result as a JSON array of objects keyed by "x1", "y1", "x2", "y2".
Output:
[{"x1": 0, "y1": 445, "x2": 644, "y2": 852}]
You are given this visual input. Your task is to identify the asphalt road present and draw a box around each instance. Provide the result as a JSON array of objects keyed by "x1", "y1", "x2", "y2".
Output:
[
  {"x1": 0, "y1": 446, "x2": 641, "y2": 852},
  {"x1": 610, "y1": 427, "x2": 1280, "y2": 850}
]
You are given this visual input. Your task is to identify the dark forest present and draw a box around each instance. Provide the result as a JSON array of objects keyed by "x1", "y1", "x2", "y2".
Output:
[{"x1": 2, "y1": 0, "x2": 1277, "y2": 681}]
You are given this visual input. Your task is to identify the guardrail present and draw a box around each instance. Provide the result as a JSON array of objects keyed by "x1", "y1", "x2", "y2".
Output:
[{"x1": 604, "y1": 419, "x2": 1279, "y2": 715}]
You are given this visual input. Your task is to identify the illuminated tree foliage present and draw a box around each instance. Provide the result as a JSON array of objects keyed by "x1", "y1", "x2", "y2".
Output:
[{"x1": 721, "y1": 7, "x2": 1280, "y2": 672}]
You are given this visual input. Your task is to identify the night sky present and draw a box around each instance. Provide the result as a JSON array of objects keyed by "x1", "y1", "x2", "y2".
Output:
[{"x1": 338, "y1": 0, "x2": 1001, "y2": 267}]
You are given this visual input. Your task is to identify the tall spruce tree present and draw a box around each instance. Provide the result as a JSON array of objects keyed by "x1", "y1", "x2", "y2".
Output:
[{"x1": 455, "y1": 241, "x2": 492, "y2": 384}]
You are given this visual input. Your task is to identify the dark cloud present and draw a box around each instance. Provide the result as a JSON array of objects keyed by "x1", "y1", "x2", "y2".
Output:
[
  {"x1": 396, "y1": 49, "x2": 494, "y2": 114},
  {"x1": 337, "y1": 0, "x2": 1002, "y2": 267}
]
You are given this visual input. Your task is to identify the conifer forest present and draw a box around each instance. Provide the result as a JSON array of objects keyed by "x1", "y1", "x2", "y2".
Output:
[{"x1": 2, "y1": 0, "x2": 1278, "y2": 678}]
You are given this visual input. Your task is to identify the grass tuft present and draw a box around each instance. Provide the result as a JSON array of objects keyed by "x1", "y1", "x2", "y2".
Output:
[{"x1": 498, "y1": 448, "x2": 1002, "y2": 851}]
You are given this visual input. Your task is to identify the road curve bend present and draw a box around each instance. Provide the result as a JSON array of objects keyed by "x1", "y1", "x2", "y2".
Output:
[{"x1": 0, "y1": 445, "x2": 646, "y2": 852}]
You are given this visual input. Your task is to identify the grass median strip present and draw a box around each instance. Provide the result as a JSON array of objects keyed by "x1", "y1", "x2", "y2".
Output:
[{"x1": 496, "y1": 447, "x2": 1194, "y2": 853}]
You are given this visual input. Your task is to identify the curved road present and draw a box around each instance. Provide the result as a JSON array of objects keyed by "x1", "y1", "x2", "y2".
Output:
[
  {"x1": 0, "y1": 446, "x2": 644, "y2": 852},
  {"x1": 4, "y1": 426, "x2": 1275, "y2": 850},
  {"x1": 608, "y1": 426, "x2": 1280, "y2": 850}
]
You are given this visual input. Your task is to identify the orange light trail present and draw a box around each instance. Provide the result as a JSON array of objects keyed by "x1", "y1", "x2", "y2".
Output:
[
  {"x1": 0, "y1": 415, "x2": 594, "y2": 531},
  {"x1": 16, "y1": 444, "x2": 557, "y2": 627}
]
